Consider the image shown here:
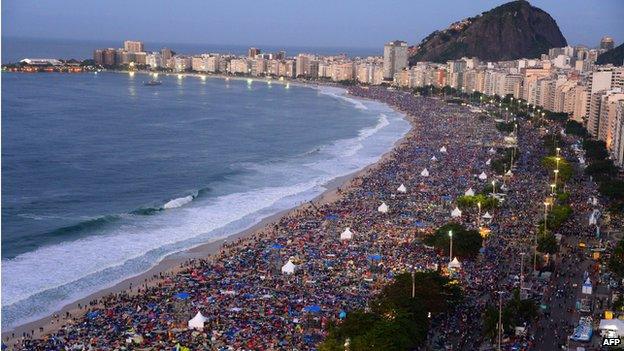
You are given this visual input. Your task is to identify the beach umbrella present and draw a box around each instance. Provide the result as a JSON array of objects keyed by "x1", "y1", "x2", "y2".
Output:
[
  {"x1": 485, "y1": 158, "x2": 491, "y2": 165},
  {"x1": 340, "y1": 227, "x2": 353, "y2": 240},
  {"x1": 439, "y1": 146, "x2": 447, "y2": 153},
  {"x1": 397, "y1": 184, "x2": 407, "y2": 193},
  {"x1": 281, "y1": 260, "x2": 297, "y2": 275},
  {"x1": 174, "y1": 292, "x2": 190, "y2": 300},
  {"x1": 451, "y1": 207, "x2": 462, "y2": 218},
  {"x1": 420, "y1": 168, "x2": 429, "y2": 177},
  {"x1": 431, "y1": 155, "x2": 438, "y2": 161},
  {"x1": 377, "y1": 202, "x2": 389, "y2": 213},
  {"x1": 478, "y1": 172, "x2": 487, "y2": 180},
  {"x1": 464, "y1": 188, "x2": 475, "y2": 196}
]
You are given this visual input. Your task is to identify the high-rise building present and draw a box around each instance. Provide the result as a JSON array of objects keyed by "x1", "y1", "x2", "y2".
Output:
[
  {"x1": 600, "y1": 36, "x2": 615, "y2": 51},
  {"x1": 248, "y1": 47, "x2": 261, "y2": 58},
  {"x1": 93, "y1": 49, "x2": 104, "y2": 65},
  {"x1": 383, "y1": 40, "x2": 408, "y2": 80},
  {"x1": 161, "y1": 48, "x2": 173, "y2": 61},
  {"x1": 124, "y1": 40, "x2": 144, "y2": 53},
  {"x1": 612, "y1": 101, "x2": 624, "y2": 167},
  {"x1": 103, "y1": 48, "x2": 117, "y2": 66}
]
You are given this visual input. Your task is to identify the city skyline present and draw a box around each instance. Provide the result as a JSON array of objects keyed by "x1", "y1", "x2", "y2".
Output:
[{"x1": 2, "y1": 0, "x2": 623, "y2": 50}]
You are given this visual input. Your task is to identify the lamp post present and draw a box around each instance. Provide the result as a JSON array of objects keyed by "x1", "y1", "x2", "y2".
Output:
[
  {"x1": 477, "y1": 202, "x2": 482, "y2": 227},
  {"x1": 554, "y1": 169, "x2": 559, "y2": 187},
  {"x1": 448, "y1": 230, "x2": 453, "y2": 264},
  {"x1": 550, "y1": 183, "x2": 556, "y2": 196},
  {"x1": 491, "y1": 180, "x2": 496, "y2": 195},
  {"x1": 556, "y1": 147, "x2": 561, "y2": 157},
  {"x1": 520, "y1": 252, "x2": 526, "y2": 292},
  {"x1": 543, "y1": 201, "x2": 550, "y2": 233},
  {"x1": 498, "y1": 291, "x2": 504, "y2": 350}
]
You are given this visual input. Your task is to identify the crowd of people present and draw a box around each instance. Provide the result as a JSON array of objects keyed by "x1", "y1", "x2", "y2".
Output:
[{"x1": 7, "y1": 86, "x2": 599, "y2": 350}]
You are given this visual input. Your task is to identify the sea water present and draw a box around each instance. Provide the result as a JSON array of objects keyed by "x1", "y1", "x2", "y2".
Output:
[{"x1": 1, "y1": 71, "x2": 409, "y2": 329}]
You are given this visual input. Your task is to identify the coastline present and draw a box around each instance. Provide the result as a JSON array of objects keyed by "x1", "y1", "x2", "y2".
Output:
[{"x1": 1, "y1": 86, "x2": 415, "y2": 345}]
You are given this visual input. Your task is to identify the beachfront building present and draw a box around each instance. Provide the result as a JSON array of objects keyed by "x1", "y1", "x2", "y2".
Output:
[
  {"x1": 124, "y1": 40, "x2": 145, "y2": 53},
  {"x1": 383, "y1": 40, "x2": 408, "y2": 80}
]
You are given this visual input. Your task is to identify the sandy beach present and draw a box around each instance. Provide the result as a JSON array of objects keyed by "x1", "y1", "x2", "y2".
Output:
[{"x1": 1, "y1": 88, "x2": 414, "y2": 346}]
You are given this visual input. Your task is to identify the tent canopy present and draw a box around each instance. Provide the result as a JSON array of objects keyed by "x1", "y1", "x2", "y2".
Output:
[
  {"x1": 485, "y1": 158, "x2": 491, "y2": 165},
  {"x1": 174, "y1": 292, "x2": 190, "y2": 300},
  {"x1": 378, "y1": 202, "x2": 389, "y2": 213},
  {"x1": 421, "y1": 168, "x2": 429, "y2": 177},
  {"x1": 188, "y1": 311, "x2": 207, "y2": 331},
  {"x1": 482, "y1": 212, "x2": 493, "y2": 219},
  {"x1": 464, "y1": 188, "x2": 475, "y2": 196},
  {"x1": 440, "y1": 146, "x2": 447, "y2": 153},
  {"x1": 431, "y1": 155, "x2": 438, "y2": 161},
  {"x1": 281, "y1": 260, "x2": 296, "y2": 274},
  {"x1": 478, "y1": 172, "x2": 487, "y2": 180},
  {"x1": 397, "y1": 184, "x2": 407, "y2": 193},
  {"x1": 449, "y1": 257, "x2": 461, "y2": 269},
  {"x1": 451, "y1": 207, "x2": 462, "y2": 218},
  {"x1": 340, "y1": 227, "x2": 353, "y2": 240}
]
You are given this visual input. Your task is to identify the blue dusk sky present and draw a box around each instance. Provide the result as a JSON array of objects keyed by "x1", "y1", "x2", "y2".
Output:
[{"x1": 2, "y1": 0, "x2": 623, "y2": 49}]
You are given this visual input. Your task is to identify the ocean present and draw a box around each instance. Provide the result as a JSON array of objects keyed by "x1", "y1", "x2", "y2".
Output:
[{"x1": 1, "y1": 71, "x2": 410, "y2": 329}]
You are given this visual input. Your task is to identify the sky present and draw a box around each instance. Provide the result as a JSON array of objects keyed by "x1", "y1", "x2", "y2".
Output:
[{"x1": 2, "y1": 0, "x2": 623, "y2": 49}]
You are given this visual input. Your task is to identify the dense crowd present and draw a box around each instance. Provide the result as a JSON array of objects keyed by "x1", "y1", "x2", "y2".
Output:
[{"x1": 8, "y1": 86, "x2": 595, "y2": 350}]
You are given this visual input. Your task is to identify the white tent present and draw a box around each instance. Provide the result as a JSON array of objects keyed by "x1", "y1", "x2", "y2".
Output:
[
  {"x1": 448, "y1": 257, "x2": 461, "y2": 269},
  {"x1": 439, "y1": 146, "x2": 447, "y2": 153},
  {"x1": 281, "y1": 260, "x2": 297, "y2": 275},
  {"x1": 397, "y1": 184, "x2": 407, "y2": 193},
  {"x1": 188, "y1": 311, "x2": 207, "y2": 331},
  {"x1": 478, "y1": 172, "x2": 487, "y2": 180},
  {"x1": 488, "y1": 147, "x2": 496, "y2": 154},
  {"x1": 451, "y1": 207, "x2": 462, "y2": 218},
  {"x1": 340, "y1": 227, "x2": 353, "y2": 240},
  {"x1": 505, "y1": 170, "x2": 513, "y2": 176},
  {"x1": 378, "y1": 202, "x2": 389, "y2": 213},
  {"x1": 482, "y1": 212, "x2": 493, "y2": 220},
  {"x1": 420, "y1": 168, "x2": 430, "y2": 177},
  {"x1": 582, "y1": 278, "x2": 592, "y2": 295},
  {"x1": 599, "y1": 319, "x2": 624, "y2": 338},
  {"x1": 485, "y1": 158, "x2": 491, "y2": 166},
  {"x1": 464, "y1": 188, "x2": 475, "y2": 196},
  {"x1": 592, "y1": 197, "x2": 598, "y2": 206},
  {"x1": 589, "y1": 212, "x2": 597, "y2": 226},
  {"x1": 431, "y1": 155, "x2": 438, "y2": 161}
]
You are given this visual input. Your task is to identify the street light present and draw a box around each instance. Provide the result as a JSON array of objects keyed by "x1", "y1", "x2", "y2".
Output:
[
  {"x1": 543, "y1": 201, "x2": 550, "y2": 233},
  {"x1": 491, "y1": 180, "x2": 496, "y2": 195},
  {"x1": 520, "y1": 252, "x2": 526, "y2": 292},
  {"x1": 477, "y1": 202, "x2": 482, "y2": 227},
  {"x1": 556, "y1": 147, "x2": 561, "y2": 156},
  {"x1": 448, "y1": 230, "x2": 453, "y2": 264},
  {"x1": 550, "y1": 183, "x2": 556, "y2": 196},
  {"x1": 554, "y1": 169, "x2": 559, "y2": 186},
  {"x1": 497, "y1": 291, "x2": 505, "y2": 350}
]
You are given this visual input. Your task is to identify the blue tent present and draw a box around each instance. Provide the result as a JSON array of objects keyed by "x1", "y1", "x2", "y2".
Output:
[
  {"x1": 304, "y1": 305, "x2": 321, "y2": 313},
  {"x1": 369, "y1": 254, "x2": 382, "y2": 261},
  {"x1": 174, "y1": 292, "x2": 190, "y2": 300},
  {"x1": 414, "y1": 221, "x2": 426, "y2": 228},
  {"x1": 86, "y1": 311, "x2": 99, "y2": 319},
  {"x1": 270, "y1": 243, "x2": 284, "y2": 250},
  {"x1": 339, "y1": 310, "x2": 347, "y2": 319},
  {"x1": 325, "y1": 213, "x2": 339, "y2": 221}
]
